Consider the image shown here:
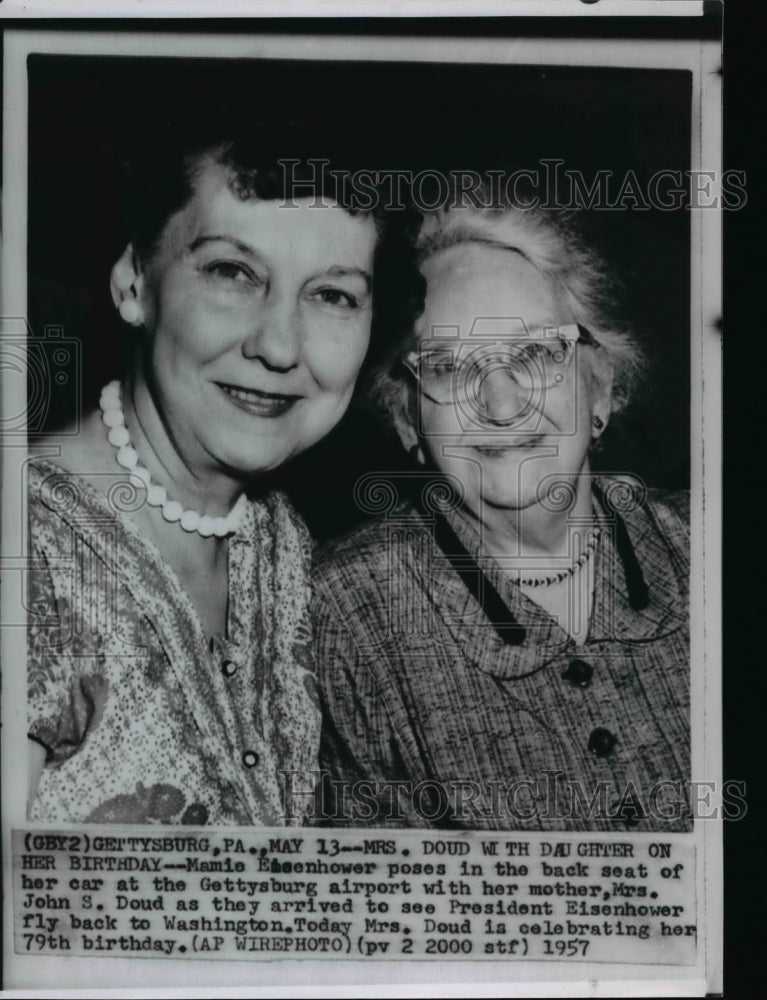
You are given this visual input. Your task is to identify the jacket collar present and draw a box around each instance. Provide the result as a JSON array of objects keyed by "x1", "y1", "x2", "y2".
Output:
[{"x1": 405, "y1": 478, "x2": 685, "y2": 680}]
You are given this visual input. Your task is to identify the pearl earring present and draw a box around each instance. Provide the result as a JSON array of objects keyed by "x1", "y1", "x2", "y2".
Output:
[{"x1": 119, "y1": 299, "x2": 143, "y2": 325}]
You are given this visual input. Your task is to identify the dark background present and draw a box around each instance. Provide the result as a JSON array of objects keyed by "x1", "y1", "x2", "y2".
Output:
[{"x1": 27, "y1": 53, "x2": 691, "y2": 540}]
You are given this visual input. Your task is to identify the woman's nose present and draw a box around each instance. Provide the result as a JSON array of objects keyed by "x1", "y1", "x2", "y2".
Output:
[
  {"x1": 476, "y1": 367, "x2": 528, "y2": 424},
  {"x1": 241, "y1": 292, "x2": 300, "y2": 372}
]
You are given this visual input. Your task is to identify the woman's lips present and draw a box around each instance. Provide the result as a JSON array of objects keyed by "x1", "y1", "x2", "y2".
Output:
[
  {"x1": 215, "y1": 382, "x2": 301, "y2": 418},
  {"x1": 473, "y1": 435, "x2": 544, "y2": 455}
]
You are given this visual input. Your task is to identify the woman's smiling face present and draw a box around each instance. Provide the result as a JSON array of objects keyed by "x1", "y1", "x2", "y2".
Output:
[
  {"x1": 133, "y1": 160, "x2": 377, "y2": 477},
  {"x1": 410, "y1": 242, "x2": 611, "y2": 514}
]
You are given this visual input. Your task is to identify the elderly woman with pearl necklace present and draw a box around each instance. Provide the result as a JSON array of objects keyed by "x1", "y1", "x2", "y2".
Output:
[{"x1": 313, "y1": 192, "x2": 691, "y2": 832}]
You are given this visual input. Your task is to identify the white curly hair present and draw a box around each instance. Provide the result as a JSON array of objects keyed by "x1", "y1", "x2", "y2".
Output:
[{"x1": 368, "y1": 190, "x2": 645, "y2": 434}]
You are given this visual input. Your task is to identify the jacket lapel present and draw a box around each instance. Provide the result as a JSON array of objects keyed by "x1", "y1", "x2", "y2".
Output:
[
  {"x1": 404, "y1": 506, "x2": 571, "y2": 681},
  {"x1": 588, "y1": 490, "x2": 687, "y2": 643}
]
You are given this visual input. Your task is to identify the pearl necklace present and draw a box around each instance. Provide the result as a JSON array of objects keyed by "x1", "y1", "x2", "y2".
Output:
[
  {"x1": 99, "y1": 380, "x2": 247, "y2": 538},
  {"x1": 515, "y1": 530, "x2": 600, "y2": 587}
]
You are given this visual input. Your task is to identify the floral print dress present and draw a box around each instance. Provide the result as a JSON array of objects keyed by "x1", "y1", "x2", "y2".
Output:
[{"x1": 27, "y1": 459, "x2": 319, "y2": 826}]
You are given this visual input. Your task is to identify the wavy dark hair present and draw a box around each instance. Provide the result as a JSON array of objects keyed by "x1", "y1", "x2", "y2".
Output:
[{"x1": 120, "y1": 127, "x2": 425, "y2": 364}]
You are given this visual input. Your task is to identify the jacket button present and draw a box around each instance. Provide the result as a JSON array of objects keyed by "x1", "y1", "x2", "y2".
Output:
[
  {"x1": 588, "y1": 727, "x2": 617, "y2": 757},
  {"x1": 221, "y1": 660, "x2": 237, "y2": 678},
  {"x1": 242, "y1": 751, "x2": 259, "y2": 768},
  {"x1": 611, "y1": 798, "x2": 645, "y2": 827},
  {"x1": 562, "y1": 658, "x2": 593, "y2": 687}
]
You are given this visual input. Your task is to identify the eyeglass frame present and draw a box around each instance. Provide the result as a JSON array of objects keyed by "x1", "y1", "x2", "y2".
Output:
[{"x1": 400, "y1": 322, "x2": 600, "y2": 406}]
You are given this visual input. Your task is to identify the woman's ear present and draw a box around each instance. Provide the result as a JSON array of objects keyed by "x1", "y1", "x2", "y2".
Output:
[
  {"x1": 391, "y1": 386, "x2": 425, "y2": 464},
  {"x1": 590, "y1": 349, "x2": 615, "y2": 438},
  {"x1": 110, "y1": 244, "x2": 145, "y2": 326}
]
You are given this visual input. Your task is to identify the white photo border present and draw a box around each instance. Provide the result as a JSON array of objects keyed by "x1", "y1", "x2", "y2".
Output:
[{"x1": 2, "y1": 17, "x2": 721, "y2": 997}]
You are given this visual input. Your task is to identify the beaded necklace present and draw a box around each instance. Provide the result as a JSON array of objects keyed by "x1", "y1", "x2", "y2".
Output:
[
  {"x1": 515, "y1": 530, "x2": 600, "y2": 587},
  {"x1": 99, "y1": 380, "x2": 247, "y2": 538}
]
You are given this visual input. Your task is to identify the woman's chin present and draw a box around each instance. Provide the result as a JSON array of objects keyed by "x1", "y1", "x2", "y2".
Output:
[
  {"x1": 470, "y1": 459, "x2": 554, "y2": 512},
  {"x1": 213, "y1": 439, "x2": 293, "y2": 479},
  {"x1": 475, "y1": 485, "x2": 535, "y2": 511}
]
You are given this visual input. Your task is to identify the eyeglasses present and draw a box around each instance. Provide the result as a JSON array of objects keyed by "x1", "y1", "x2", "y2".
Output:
[{"x1": 402, "y1": 323, "x2": 598, "y2": 406}]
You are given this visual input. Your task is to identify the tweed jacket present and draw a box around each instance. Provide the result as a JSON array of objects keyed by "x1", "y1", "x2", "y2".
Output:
[{"x1": 312, "y1": 478, "x2": 690, "y2": 832}]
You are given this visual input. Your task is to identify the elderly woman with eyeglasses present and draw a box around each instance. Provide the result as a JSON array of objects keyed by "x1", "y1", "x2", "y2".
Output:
[{"x1": 312, "y1": 196, "x2": 691, "y2": 832}]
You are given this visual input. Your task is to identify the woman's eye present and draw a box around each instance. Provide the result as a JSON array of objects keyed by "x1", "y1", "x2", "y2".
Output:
[
  {"x1": 422, "y1": 352, "x2": 455, "y2": 376},
  {"x1": 432, "y1": 360, "x2": 455, "y2": 376},
  {"x1": 204, "y1": 261, "x2": 256, "y2": 285},
  {"x1": 312, "y1": 287, "x2": 360, "y2": 310},
  {"x1": 516, "y1": 343, "x2": 541, "y2": 359},
  {"x1": 509, "y1": 343, "x2": 548, "y2": 367}
]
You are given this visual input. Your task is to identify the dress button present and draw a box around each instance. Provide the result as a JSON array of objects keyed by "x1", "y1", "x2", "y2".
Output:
[
  {"x1": 588, "y1": 727, "x2": 617, "y2": 757},
  {"x1": 562, "y1": 658, "x2": 593, "y2": 687},
  {"x1": 221, "y1": 659, "x2": 237, "y2": 678},
  {"x1": 242, "y1": 750, "x2": 259, "y2": 768},
  {"x1": 612, "y1": 798, "x2": 644, "y2": 827}
]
